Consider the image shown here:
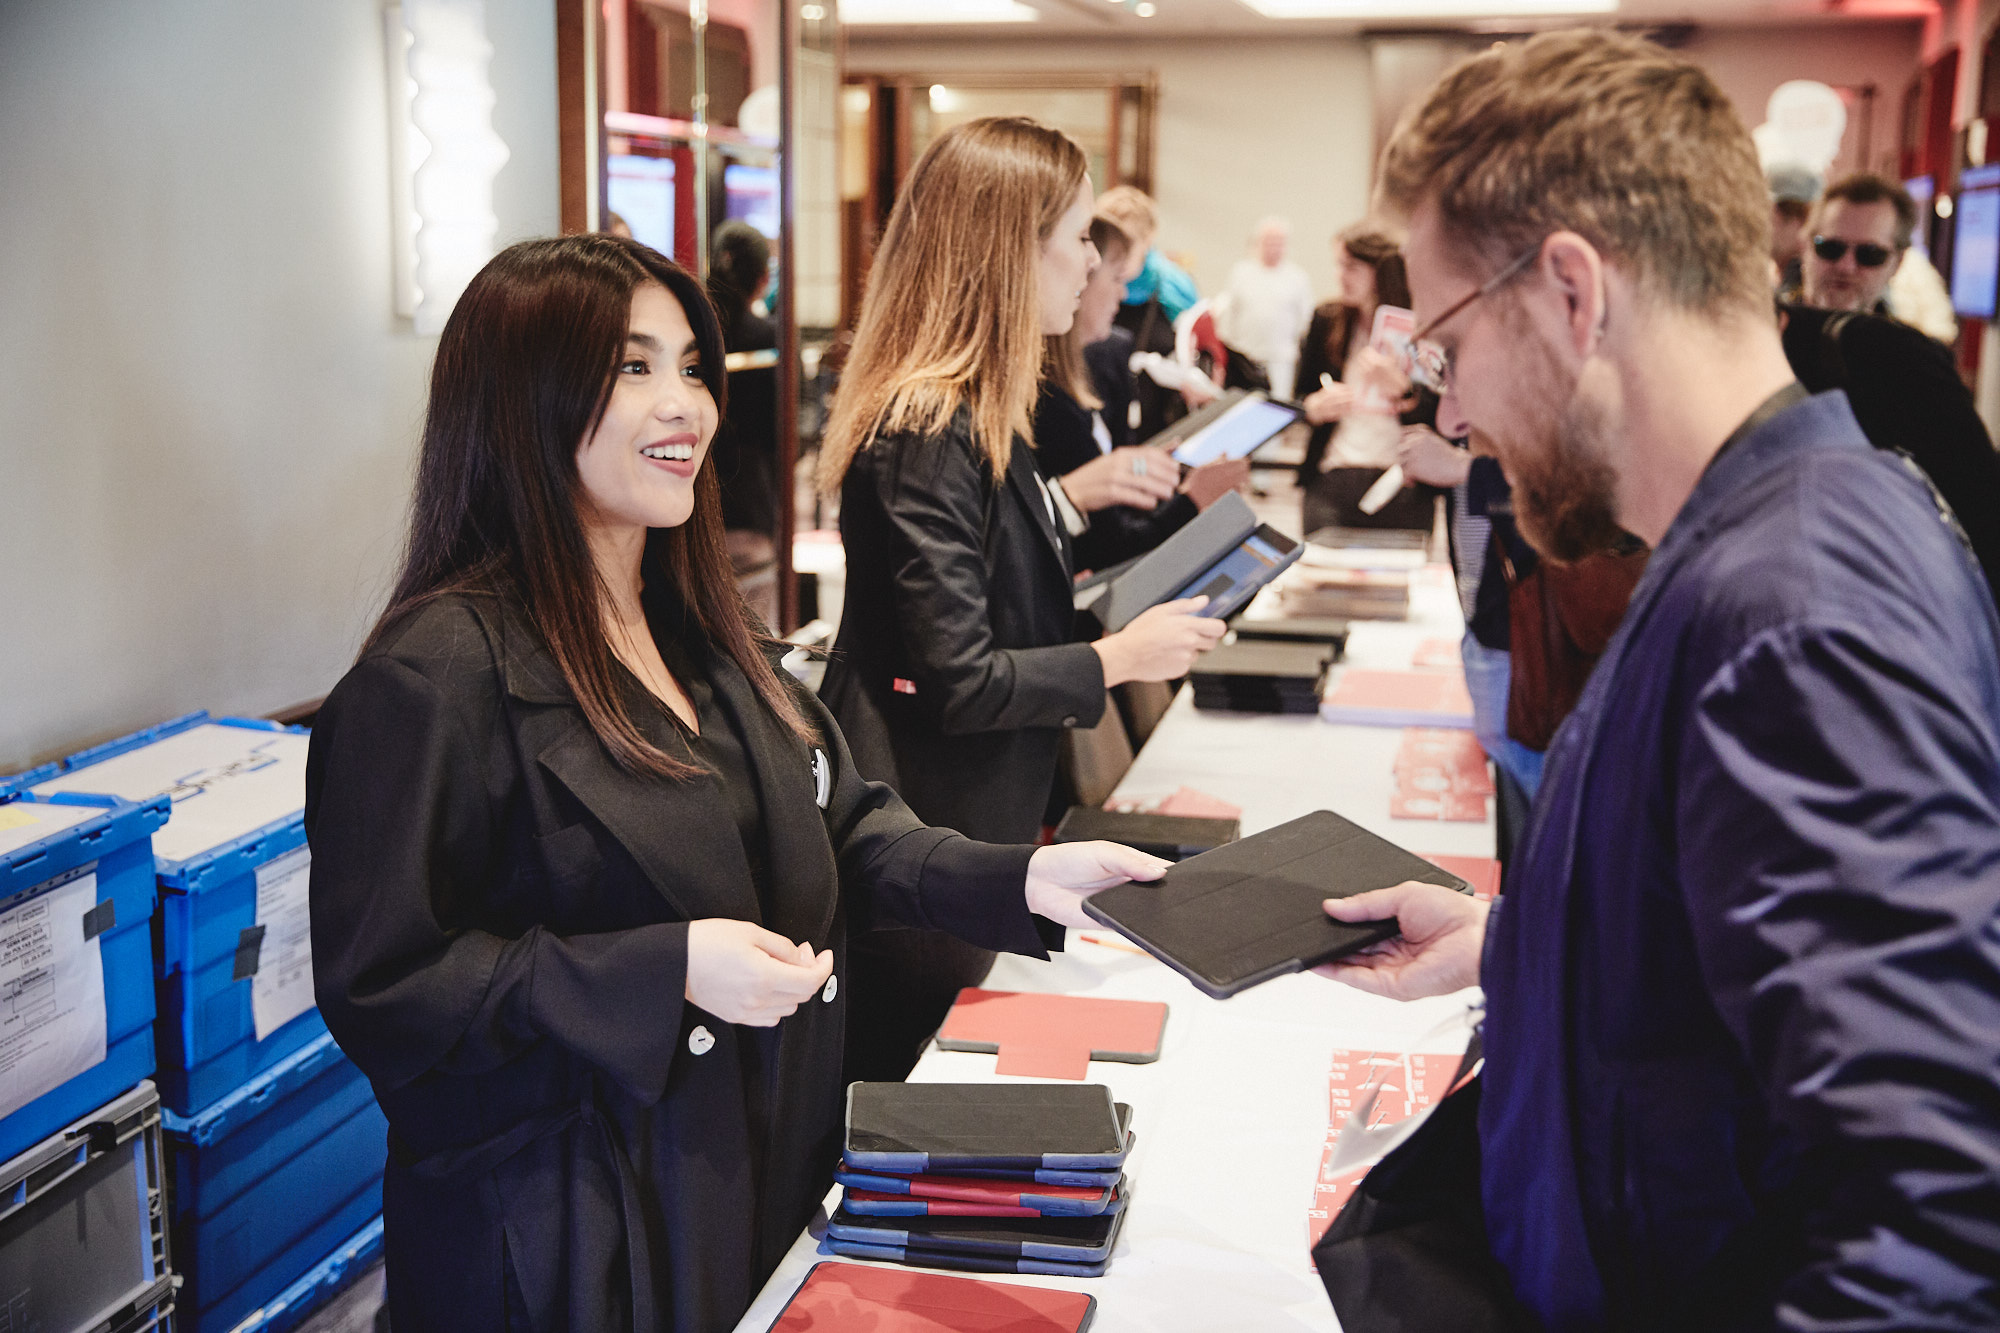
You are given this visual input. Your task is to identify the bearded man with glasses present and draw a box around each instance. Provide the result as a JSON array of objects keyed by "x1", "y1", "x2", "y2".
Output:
[
  {"x1": 1798, "y1": 172, "x2": 1917, "y2": 315},
  {"x1": 1313, "y1": 28, "x2": 2000, "y2": 1333}
]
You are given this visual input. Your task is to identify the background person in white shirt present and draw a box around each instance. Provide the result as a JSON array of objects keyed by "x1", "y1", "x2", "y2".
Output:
[{"x1": 1219, "y1": 216, "x2": 1316, "y2": 398}]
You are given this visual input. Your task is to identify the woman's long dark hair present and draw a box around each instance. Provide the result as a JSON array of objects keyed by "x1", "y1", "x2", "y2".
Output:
[{"x1": 370, "y1": 233, "x2": 812, "y2": 778}]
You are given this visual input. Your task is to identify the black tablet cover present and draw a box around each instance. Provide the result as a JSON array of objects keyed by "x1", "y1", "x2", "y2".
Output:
[
  {"x1": 844, "y1": 1083, "x2": 1127, "y2": 1172},
  {"x1": 827, "y1": 1203, "x2": 1123, "y2": 1262},
  {"x1": 1079, "y1": 809, "x2": 1473, "y2": 999},
  {"x1": 1054, "y1": 807, "x2": 1239, "y2": 861},
  {"x1": 1087, "y1": 492, "x2": 1258, "y2": 632}
]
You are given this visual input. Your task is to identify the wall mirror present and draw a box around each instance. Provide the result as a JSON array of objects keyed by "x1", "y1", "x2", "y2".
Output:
[{"x1": 559, "y1": 0, "x2": 840, "y2": 632}]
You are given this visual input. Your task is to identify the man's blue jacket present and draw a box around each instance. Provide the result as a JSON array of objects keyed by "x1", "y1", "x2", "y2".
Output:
[{"x1": 1483, "y1": 388, "x2": 2000, "y2": 1331}]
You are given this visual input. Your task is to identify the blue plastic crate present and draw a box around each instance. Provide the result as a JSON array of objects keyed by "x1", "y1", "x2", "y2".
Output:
[
  {"x1": 0, "y1": 1080, "x2": 173, "y2": 1333},
  {"x1": 0, "y1": 792, "x2": 168, "y2": 1165},
  {"x1": 164, "y1": 1031, "x2": 388, "y2": 1333},
  {"x1": 24, "y1": 712, "x2": 324, "y2": 1113},
  {"x1": 227, "y1": 1214, "x2": 384, "y2": 1333}
]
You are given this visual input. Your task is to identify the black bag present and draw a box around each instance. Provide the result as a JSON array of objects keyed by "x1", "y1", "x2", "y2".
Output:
[{"x1": 1311, "y1": 1076, "x2": 1536, "y2": 1333}]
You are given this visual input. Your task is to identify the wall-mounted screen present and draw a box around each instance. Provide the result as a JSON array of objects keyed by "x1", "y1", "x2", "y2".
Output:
[
  {"x1": 724, "y1": 162, "x2": 780, "y2": 239},
  {"x1": 1951, "y1": 163, "x2": 2000, "y2": 319},
  {"x1": 607, "y1": 152, "x2": 677, "y2": 257},
  {"x1": 1905, "y1": 175, "x2": 1935, "y2": 259}
]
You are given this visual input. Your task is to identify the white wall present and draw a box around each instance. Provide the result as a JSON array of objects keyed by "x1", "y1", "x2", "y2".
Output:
[
  {"x1": 0, "y1": 0, "x2": 559, "y2": 771},
  {"x1": 847, "y1": 35, "x2": 1377, "y2": 305},
  {"x1": 1680, "y1": 22, "x2": 1924, "y2": 175}
]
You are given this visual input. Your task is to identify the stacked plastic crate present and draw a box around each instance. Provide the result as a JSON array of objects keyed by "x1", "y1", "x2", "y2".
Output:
[
  {"x1": 0, "y1": 790, "x2": 174, "y2": 1332},
  {"x1": 11, "y1": 713, "x2": 388, "y2": 1333}
]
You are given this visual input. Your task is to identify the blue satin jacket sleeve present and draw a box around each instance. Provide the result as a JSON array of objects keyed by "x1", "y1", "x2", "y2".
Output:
[{"x1": 1678, "y1": 620, "x2": 2000, "y2": 1331}]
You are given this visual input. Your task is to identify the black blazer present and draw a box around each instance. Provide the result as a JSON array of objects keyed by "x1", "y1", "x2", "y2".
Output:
[
  {"x1": 1780, "y1": 303, "x2": 2000, "y2": 604},
  {"x1": 822, "y1": 411, "x2": 1107, "y2": 843},
  {"x1": 1033, "y1": 379, "x2": 1197, "y2": 574},
  {"x1": 305, "y1": 591, "x2": 1058, "y2": 1332}
]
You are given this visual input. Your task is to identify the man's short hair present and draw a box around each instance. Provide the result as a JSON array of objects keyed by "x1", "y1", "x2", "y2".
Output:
[
  {"x1": 1096, "y1": 185, "x2": 1158, "y2": 243},
  {"x1": 1376, "y1": 29, "x2": 1771, "y2": 317},
  {"x1": 1816, "y1": 172, "x2": 1919, "y2": 250}
]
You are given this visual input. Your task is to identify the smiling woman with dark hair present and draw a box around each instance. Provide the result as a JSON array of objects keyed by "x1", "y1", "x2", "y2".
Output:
[{"x1": 303, "y1": 233, "x2": 1164, "y2": 1333}]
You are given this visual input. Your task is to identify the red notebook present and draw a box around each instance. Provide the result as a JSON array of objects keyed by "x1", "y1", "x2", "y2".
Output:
[
  {"x1": 935, "y1": 989, "x2": 1169, "y2": 1080},
  {"x1": 770, "y1": 1261, "x2": 1097, "y2": 1331},
  {"x1": 1319, "y1": 669, "x2": 1475, "y2": 728}
]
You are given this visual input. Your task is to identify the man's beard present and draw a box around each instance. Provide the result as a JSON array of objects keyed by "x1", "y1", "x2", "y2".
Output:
[{"x1": 1495, "y1": 330, "x2": 1625, "y2": 565}]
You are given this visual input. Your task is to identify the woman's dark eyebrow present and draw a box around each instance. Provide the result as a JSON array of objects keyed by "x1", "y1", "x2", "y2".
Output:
[{"x1": 625, "y1": 331, "x2": 700, "y2": 359}]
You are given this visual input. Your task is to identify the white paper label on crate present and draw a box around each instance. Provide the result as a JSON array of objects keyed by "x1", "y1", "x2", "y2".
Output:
[
  {"x1": 0, "y1": 869, "x2": 108, "y2": 1121},
  {"x1": 31, "y1": 723, "x2": 311, "y2": 864},
  {"x1": 250, "y1": 846, "x2": 316, "y2": 1041}
]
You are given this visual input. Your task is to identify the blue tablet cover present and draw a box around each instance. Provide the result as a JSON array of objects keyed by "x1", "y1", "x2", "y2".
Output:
[
  {"x1": 818, "y1": 1237, "x2": 1110, "y2": 1279},
  {"x1": 827, "y1": 1205, "x2": 1122, "y2": 1263},
  {"x1": 844, "y1": 1083, "x2": 1128, "y2": 1173},
  {"x1": 850, "y1": 1160, "x2": 1125, "y2": 1189}
]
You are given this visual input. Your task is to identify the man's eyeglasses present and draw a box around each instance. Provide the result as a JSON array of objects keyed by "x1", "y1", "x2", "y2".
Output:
[
  {"x1": 1811, "y1": 236, "x2": 1896, "y2": 269},
  {"x1": 1407, "y1": 239, "x2": 1545, "y2": 395}
]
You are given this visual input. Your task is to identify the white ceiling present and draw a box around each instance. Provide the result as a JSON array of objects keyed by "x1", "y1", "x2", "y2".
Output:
[{"x1": 843, "y1": 0, "x2": 1937, "y2": 38}]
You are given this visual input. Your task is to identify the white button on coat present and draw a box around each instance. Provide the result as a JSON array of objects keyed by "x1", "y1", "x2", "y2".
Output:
[
  {"x1": 688, "y1": 1025, "x2": 715, "y2": 1056},
  {"x1": 821, "y1": 974, "x2": 838, "y2": 1004}
]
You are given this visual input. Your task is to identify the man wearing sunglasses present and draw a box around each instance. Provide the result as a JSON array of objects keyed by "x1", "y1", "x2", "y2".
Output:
[
  {"x1": 1799, "y1": 172, "x2": 1917, "y2": 315},
  {"x1": 1314, "y1": 28, "x2": 2000, "y2": 1333}
]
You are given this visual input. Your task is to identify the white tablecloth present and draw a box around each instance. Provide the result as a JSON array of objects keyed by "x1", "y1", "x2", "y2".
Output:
[{"x1": 735, "y1": 563, "x2": 1490, "y2": 1333}]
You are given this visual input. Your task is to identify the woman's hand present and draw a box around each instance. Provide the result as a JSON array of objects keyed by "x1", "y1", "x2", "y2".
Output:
[
  {"x1": 1060, "y1": 447, "x2": 1180, "y2": 512},
  {"x1": 1312, "y1": 881, "x2": 1489, "y2": 1001},
  {"x1": 1396, "y1": 426, "x2": 1471, "y2": 489},
  {"x1": 1350, "y1": 347, "x2": 1414, "y2": 414},
  {"x1": 1024, "y1": 841, "x2": 1171, "y2": 927},
  {"x1": 1181, "y1": 457, "x2": 1252, "y2": 510},
  {"x1": 1179, "y1": 373, "x2": 1221, "y2": 409},
  {"x1": 1092, "y1": 596, "x2": 1228, "y2": 686},
  {"x1": 1302, "y1": 380, "x2": 1354, "y2": 425},
  {"x1": 685, "y1": 919, "x2": 833, "y2": 1026}
]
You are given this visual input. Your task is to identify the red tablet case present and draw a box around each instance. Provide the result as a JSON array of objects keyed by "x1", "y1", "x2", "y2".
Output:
[
  {"x1": 846, "y1": 1175, "x2": 1116, "y2": 1210},
  {"x1": 770, "y1": 1261, "x2": 1097, "y2": 1331},
  {"x1": 935, "y1": 989, "x2": 1170, "y2": 1080}
]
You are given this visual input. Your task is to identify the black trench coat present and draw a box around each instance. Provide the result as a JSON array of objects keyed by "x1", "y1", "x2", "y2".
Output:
[{"x1": 304, "y1": 591, "x2": 1060, "y2": 1332}]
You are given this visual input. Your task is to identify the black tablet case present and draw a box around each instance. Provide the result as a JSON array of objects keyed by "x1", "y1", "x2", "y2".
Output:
[
  {"x1": 1054, "y1": 807, "x2": 1239, "y2": 861},
  {"x1": 844, "y1": 1082, "x2": 1128, "y2": 1172},
  {"x1": 1079, "y1": 809, "x2": 1474, "y2": 999},
  {"x1": 1232, "y1": 617, "x2": 1352, "y2": 653},
  {"x1": 818, "y1": 1236, "x2": 1113, "y2": 1279},
  {"x1": 1190, "y1": 640, "x2": 1333, "y2": 715},
  {"x1": 826, "y1": 1203, "x2": 1124, "y2": 1262},
  {"x1": 1085, "y1": 492, "x2": 1258, "y2": 632}
]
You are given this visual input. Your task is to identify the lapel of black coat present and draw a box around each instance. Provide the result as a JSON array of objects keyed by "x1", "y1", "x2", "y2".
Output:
[
  {"x1": 699, "y1": 644, "x2": 842, "y2": 948},
  {"x1": 478, "y1": 598, "x2": 764, "y2": 927},
  {"x1": 1006, "y1": 437, "x2": 1074, "y2": 580}
]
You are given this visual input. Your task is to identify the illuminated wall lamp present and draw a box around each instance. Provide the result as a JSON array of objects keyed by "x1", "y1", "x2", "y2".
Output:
[{"x1": 384, "y1": 0, "x2": 511, "y2": 336}]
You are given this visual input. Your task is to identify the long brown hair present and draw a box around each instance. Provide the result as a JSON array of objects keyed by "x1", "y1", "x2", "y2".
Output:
[
  {"x1": 1040, "y1": 215, "x2": 1131, "y2": 413},
  {"x1": 819, "y1": 117, "x2": 1089, "y2": 491},
  {"x1": 370, "y1": 234, "x2": 811, "y2": 779}
]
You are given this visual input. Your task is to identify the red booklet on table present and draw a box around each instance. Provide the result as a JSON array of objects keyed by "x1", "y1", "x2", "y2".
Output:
[
  {"x1": 770, "y1": 1261, "x2": 1097, "y2": 1331},
  {"x1": 934, "y1": 989, "x2": 1169, "y2": 1080}
]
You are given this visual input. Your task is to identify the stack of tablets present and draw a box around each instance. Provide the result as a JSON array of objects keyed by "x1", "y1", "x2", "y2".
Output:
[
  {"x1": 1189, "y1": 639, "x2": 1336, "y2": 714},
  {"x1": 822, "y1": 1083, "x2": 1135, "y2": 1278}
]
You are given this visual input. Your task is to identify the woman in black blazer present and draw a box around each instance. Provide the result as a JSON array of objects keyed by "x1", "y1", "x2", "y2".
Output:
[
  {"x1": 818, "y1": 119, "x2": 1225, "y2": 1083},
  {"x1": 1036, "y1": 214, "x2": 1252, "y2": 574},
  {"x1": 304, "y1": 235, "x2": 1161, "y2": 1333}
]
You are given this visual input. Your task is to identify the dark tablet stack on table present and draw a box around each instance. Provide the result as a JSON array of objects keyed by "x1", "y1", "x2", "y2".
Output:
[
  {"x1": 1190, "y1": 638, "x2": 1337, "y2": 714},
  {"x1": 822, "y1": 1083, "x2": 1135, "y2": 1277},
  {"x1": 1232, "y1": 615, "x2": 1351, "y2": 656},
  {"x1": 1052, "y1": 805, "x2": 1239, "y2": 860}
]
